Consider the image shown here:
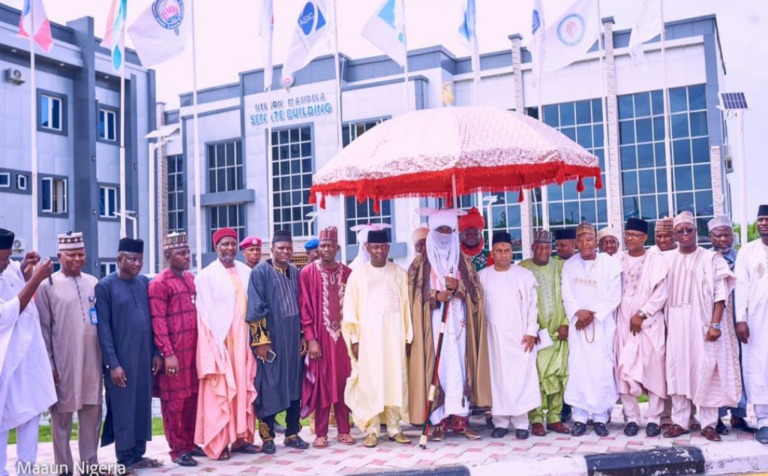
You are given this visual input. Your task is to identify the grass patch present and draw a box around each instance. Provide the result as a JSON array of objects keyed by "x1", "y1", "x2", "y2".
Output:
[{"x1": 9, "y1": 418, "x2": 166, "y2": 444}]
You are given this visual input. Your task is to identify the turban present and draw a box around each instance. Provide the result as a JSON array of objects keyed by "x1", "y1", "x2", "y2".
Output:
[
  {"x1": 598, "y1": 227, "x2": 620, "y2": 241},
  {"x1": 673, "y1": 212, "x2": 695, "y2": 228},
  {"x1": 118, "y1": 238, "x2": 144, "y2": 254},
  {"x1": 367, "y1": 229, "x2": 389, "y2": 243},
  {"x1": 554, "y1": 229, "x2": 576, "y2": 241},
  {"x1": 707, "y1": 215, "x2": 732, "y2": 233},
  {"x1": 655, "y1": 217, "x2": 674, "y2": 234},
  {"x1": 417, "y1": 207, "x2": 466, "y2": 232},
  {"x1": 534, "y1": 230, "x2": 553, "y2": 244},
  {"x1": 239, "y1": 236, "x2": 262, "y2": 250},
  {"x1": 0, "y1": 229, "x2": 14, "y2": 250},
  {"x1": 492, "y1": 231, "x2": 512, "y2": 245},
  {"x1": 625, "y1": 218, "x2": 649, "y2": 235},
  {"x1": 58, "y1": 231, "x2": 85, "y2": 251},
  {"x1": 163, "y1": 232, "x2": 188, "y2": 251},
  {"x1": 319, "y1": 226, "x2": 338, "y2": 243},
  {"x1": 304, "y1": 238, "x2": 319, "y2": 251},
  {"x1": 273, "y1": 229, "x2": 293, "y2": 244},
  {"x1": 576, "y1": 222, "x2": 596, "y2": 237},
  {"x1": 459, "y1": 207, "x2": 485, "y2": 232},
  {"x1": 759, "y1": 205, "x2": 768, "y2": 218},
  {"x1": 212, "y1": 227, "x2": 238, "y2": 247},
  {"x1": 411, "y1": 225, "x2": 429, "y2": 246}
]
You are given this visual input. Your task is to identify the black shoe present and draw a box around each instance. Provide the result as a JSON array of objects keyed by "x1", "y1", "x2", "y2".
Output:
[
  {"x1": 284, "y1": 435, "x2": 310, "y2": 450},
  {"x1": 491, "y1": 428, "x2": 509, "y2": 438},
  {"x1": 261, "y1": 440, "x2": 276, "y2": 454},
  {"x1": 646, "y1": 423, "x2": 661, "y2": 437},
  {"x1": 190, "y1": 446, "x2": 206, "y2": 458},
  {"x1": 716, "y1": 419, "x2": 730, "y2": 435},
  {"x1": 623, "y1": 422, "x2": 639, "y2": 437},
  {"x1": 274, "y1": 423, "x2": 287, "y2": 434},
  {"x1": 571, "y1": 422, "x2": 587, "y2": 436},
  {"x1": 172, "y1": 453, "x2": 198, "y2": 467},
  {"x1": 732, "y1": 416, "x2": 758, "y2": 434},
  {"x1": 756, "y1": 426, "x2": 768, "y2": 444},
  {"x1": 486, "y1": 417, "x2": 495, "y2": 429},
  {"x1": 594, "y1": 423, "x2": 609, "y2": 437},
  {"x1": 515, "y1": 429, "x2": 529, "y2": 440},
  {"x1": 561, "y1": 408, "x2": 572, "y2": 423}
]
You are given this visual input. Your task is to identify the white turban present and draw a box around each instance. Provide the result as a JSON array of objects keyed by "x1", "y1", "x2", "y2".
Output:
[
  {"x1": 598, "y1": 227, "x2": 620, "y2": 241},
  {"x1": 415, "y1": 208, "x2": 465, "y2": 280},
  {"x1": 411, "y1": 224, "x2": 429, "y2": 245}
]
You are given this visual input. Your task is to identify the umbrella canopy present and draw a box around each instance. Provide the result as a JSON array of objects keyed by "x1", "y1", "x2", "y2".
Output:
[{"x1": 310, "y1": 106, "x2": 602, "y2": 211}]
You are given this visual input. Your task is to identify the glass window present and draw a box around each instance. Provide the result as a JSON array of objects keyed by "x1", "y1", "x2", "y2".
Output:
[
  {"x1": 559, "y1": 103, "x2": 575, "y2": 127},
  {"x1": 41, "y1": 177, "x2": 67, "y2": 214},
  {"x1": 40, "y1": 94, "x2": 63, "y2": 131},
  {"x1": 618, "y1": 95, "x2": 634, "y2": 120},
  {"x1": 576, "y1": 100, "x2": 592, "y2": 124},
  {"x1": 99, "y1": 186, "x2": 118, "y2": 218},
  {"x1": 634, "y1": 92, "x2": 651, "y2": 117},
  {"x1": 671, "y1": 113, "x2": 689, "y2": 139},
  {"x1": 209, "y1": 204, "x2": 245, "y2": 246},
  {"x1": 673, "y1": 139, "x2": 691, "y2": 165},
  {"x1": 0, "y1": 173, "x2": 9, "y2": 188},
  {"x1": 167, "y1": 155, "x2": 185, "y2": 232},
  {"x1": 100, "y1": 262, "x2": 117, "y2": 278},
  {"x1": 17, "y1": 174, "x2": 28, "y2": 190},
  {"x1": 636, "y1": 119, "x2": 653, "y2": 143},
  {"x1": 670, "y1": 87, "x2": 688, "y2": 113},
  {"x1": 637, "y1": 144, "x2": 654, "y2": 169},
  {"x1": 619, "y1": 121, "x2": 635, "y2": 145},
  {"x1": 207, "y1": 140, "x2": 243, "y2": 194},
  {"x1": 689, "y1": 112, "x2": 708, "y2": 137},
  {"x1": 99, "y1": 108, "x2": 117, "y2": 141},
  {"x1": 674, "y1": 166, "x2": 694, "y2": 191},
  {"x1": 620, "y1": 146, "x2": 637, "y2": 170},
  {"x1": 273, "y1": 127, "x2": 313, "y2": 237},
  {"x1": 688, "y1": 84, "x2": 707, "y2": 111}
]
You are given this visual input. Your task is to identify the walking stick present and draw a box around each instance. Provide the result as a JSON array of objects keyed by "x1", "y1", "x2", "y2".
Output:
[{"x1": 419, "y1": 294, "x2": 452, "y2": 449}]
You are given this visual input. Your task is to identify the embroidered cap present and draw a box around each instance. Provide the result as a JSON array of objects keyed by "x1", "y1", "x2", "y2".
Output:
[
  {"x1": 707, "y1": 215, "x2": 732, "y2": 233},
  {"x1": 163, "y1": 232, "x2": 188, "y2": 251},
  {"x1": 319, "y1": 226, "x2": 338, "y2": 243},
  {"x1": 576, "y1": 222, "x2": 596, "y2": 237},
  {"x1": 58, "y1": 231, "x2": 85, "y2": 251},
  {"x1": 533, "y1": 229, "x2": 553, "y2": 244},
  {"x1": 655, "y1": 217, "x2": 674, "y2": 234}
]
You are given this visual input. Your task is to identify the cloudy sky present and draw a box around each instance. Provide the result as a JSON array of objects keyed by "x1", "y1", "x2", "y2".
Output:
[{"x1": 7, "y1": 0, "x2": 767, "y2": 218}]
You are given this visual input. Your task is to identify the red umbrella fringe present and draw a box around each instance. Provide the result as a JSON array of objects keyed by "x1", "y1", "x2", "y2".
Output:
[{"x1": 310, "y1": 163, "x2": 602, "y2": 209}]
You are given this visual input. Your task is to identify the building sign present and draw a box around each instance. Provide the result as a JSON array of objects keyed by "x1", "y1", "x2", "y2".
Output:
[{"x1": 249, "y1": 92, "x2": 333, "y2": 126}]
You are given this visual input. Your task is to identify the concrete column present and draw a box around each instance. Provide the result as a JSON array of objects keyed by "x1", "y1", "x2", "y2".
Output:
[
  {"x1": 156, "y1": 102, "x2": 169, "y2": 269},
  {"x1": 510, "y1": 33, "x2": 533, "y2": 260},
  {"x1": 710, "y1": 145, "x2": 725, "y2": 216},
  {"x1": 602, "y1": 18, "x2": 624, "y2": 233}
]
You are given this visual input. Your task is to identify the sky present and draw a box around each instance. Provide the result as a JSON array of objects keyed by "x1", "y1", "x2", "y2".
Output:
[{"x1": 7, "y1": 0, "x2": 767, "y2": 219}]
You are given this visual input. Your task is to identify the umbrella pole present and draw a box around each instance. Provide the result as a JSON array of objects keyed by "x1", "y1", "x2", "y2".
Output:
[
  {"x1": 452, "y1": 174, "x2": 458, "y2": 210},
  {"x1": 419, "y1": 296, "x2": 452, "y2": 449}
]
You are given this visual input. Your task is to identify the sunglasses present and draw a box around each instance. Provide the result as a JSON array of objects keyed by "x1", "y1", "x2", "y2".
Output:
[{"x1": 674, "y1": 227, "x2": 696, "y2": 236}]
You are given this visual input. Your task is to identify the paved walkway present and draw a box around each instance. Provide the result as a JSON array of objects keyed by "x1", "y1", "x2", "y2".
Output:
[{"x1": 6, "y1": 406, "x2": 768, "y2": 475}]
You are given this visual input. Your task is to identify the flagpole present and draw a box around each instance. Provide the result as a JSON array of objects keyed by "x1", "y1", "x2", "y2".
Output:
[
  {"x1": 538, "y1": 84, "x2": 550, "y2": 231},
  {"x1": 331, "y1": 0, "x2": 347, "y2": 263},
  {"x1": 30, "y1": 1, "x2": 39, "y2": 251},
  {"x1": 119, "y1": 16, "x2": 127, "y2": 238},
  {"x1": 659, "y1": 0, "x2": 674, "y2": 217},
  {"x1": 191, "y1": 0, "x2": 203, "y2": 271},
  {"x1": 595, "y1": 0, "x2": 614, "y2": 228},
  {"x1": 401, "y1": 0, "x2": 410, "y2": 114}
]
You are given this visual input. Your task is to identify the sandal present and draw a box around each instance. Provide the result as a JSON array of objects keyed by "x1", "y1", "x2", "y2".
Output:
[
  {"x1": 231, "y1": 442, "x2": 260, "y2": 454},
  {"x1": 313, "y1": 436, "x2": 328, "y2": 448},
  {"x1": 337, "y1": 433, "x2": 355, "y2": 445},
  {"x1": 130, "y1": 458, "x2": 163, "y2": 469},
  {"x1": 217, "y1": 448, "x2": 231, "y2": 461}
]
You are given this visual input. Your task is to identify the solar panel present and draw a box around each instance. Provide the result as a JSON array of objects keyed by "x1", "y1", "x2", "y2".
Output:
[{"x1": 719, "y1": 92, "x2": 749, "y2": 110}]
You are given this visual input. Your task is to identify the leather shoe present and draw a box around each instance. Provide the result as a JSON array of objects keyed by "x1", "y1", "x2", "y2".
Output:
[
  {"x1": 491, "y1": 428, "x2": 508, "y2": 438},
  {"x1": 594, "y1": 423, "x2": 609, "y2": 437},
  {"x1": 190, "y1": 446, "x2": 206, "y2": 458},
  {"x1": 716, "y1": 419, "x2": 729, "y2": 435},
  {"x1": 531, "y1": 423, "x2": 546, "y2": 437},
  {"x1": 261, "y1": 440, "x2": 276, "y2": 454},
  {"x1": 284, "y1": 435, "x2": 310, "y2": 449},
  {"x1": 731, "y1": 416, "x2": 758, "y2": 434},
  {"x1": 571, "y1": 422, "x2": 587, "y2": 437},
  {"x1": 756, "y1": 426, "x2": 768, "y2": 444},
  {"x1": 646, "y1": 423, "x2": 661, "y2": 437},
  {"x1": 172, "y1": 453, "x2": 197, "y2": 467},
  {"x1": 515, "y1": 429, "x2": 529, "y2": 440},
  {"x1": 547, "y1": 422, "x2": 571, "y2": 434},
  {"x1": 663, "y1": 424, "x2": 689, "y2": 438},
  {"x1": 702, "y1": 425, "x2": 721, "y2": 442},
  {"x1": 623, "y1": 422, "x2": 639, "y2": 437}
]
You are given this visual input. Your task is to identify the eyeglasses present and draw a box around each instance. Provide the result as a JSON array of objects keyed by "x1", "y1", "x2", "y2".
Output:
[
  {"x1": 623, "y1": 232, "x2": 645, "y2": 239},
  {"x1": 674, "y1": 227, "x2": 696, "y2": 236}
]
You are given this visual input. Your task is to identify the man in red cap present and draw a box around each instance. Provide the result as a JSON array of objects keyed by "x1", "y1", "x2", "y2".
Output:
[
  {"x1": 240, "y1": 236, "x2": 263, "y2": 269},
  {"x1": 459, "y1": 207, "x2": 489, "y2": 272}
]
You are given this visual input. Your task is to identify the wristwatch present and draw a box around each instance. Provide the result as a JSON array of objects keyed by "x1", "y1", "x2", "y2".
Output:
[
  {"x1": 711, "y1": 323, "x2": 722, "y2": 330},
  {"x1": 638, "y1": 310, "x2": 647, "y2": 320}
]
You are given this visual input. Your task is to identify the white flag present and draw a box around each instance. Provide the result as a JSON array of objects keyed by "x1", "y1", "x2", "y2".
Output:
[
  {"x1": 457, "y1": 0, "x2": 480, "y2": 80},
  {"x1": 260, "y1": 0, "x2": 274, "y2": 90},
  {"x1": 528, "y1": 0, "x2": 546, "y2": 84},
  {"x1": 541, "y1": 0, "x2": 599, "y2": 73},
  {"x1": 128, "y1": 0, "x2": 191, "y2": 68},
  {"x1": 362, "y1": 0, "x2": 405, "y2": 67},
  {"x1": 282, "y1": 0, "x2": 334, "y2": 84},
  {"x1": 629, "y1": 0, "x2": 662, "y2": 65}
]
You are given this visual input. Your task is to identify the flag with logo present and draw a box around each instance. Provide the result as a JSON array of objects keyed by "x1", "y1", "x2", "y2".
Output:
[
  {"x1": 101, "y1": 0, "x2": 127, "y2": 72},
  {"x1": 282, "y1": 0, "x2": 334, "y2": 84},
  {"x1": 260, "y1": 0, "x2": 275, "y2": 90},
  {"x1": 18, "y1": 0, "x2": 53, "y2": 53},
  {"x1": 541, "y1": 0, "x2": 599, "y2": 73},
  {"x1": 457, "y1": 0, "x2": 480, "y2": 86},
  {"x1": 128, "y1": 0, "x2": 191, "y2": 68},
  {"x1": 528, "y1": 0, "x2": 545, "y2": 85},
  {"x1": 629, "y1": 0, "x2": 662, "y2": 65},
  {"x1": 362, "y1": 0, "x2": 406, "y2": 68}
]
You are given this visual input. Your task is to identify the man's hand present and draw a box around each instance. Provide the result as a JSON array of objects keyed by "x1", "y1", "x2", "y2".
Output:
[
  {"x1": 736, "y1": 322, "x2": 750, "y2": 344},
  {"x1": 575, "y1": 310, "x2": 594, "y2": 331},
  {"x1": 52, "y1": 369, "x2": 59, "y2": 387},
  {"x1": 436, "y1": 291, "x2": 453, "y2": 303},
  {"x1": 256, "y1": 344, "x2": 273, "y2": 363},
  {"x1": 444, "y1": 277, "x2": 458, "y2": 292},
  {"x1": 522, "y1": 335, "x2": 536, "y2": 353},
  {"x1": 300, "y1": 338, "x2": 308, "y2": 357},
  {"x1": 110, "y1": 367, "x2": 127, "y2": 387},
  {"x1": 21, "y1": 251, "x2": 41, "y2": 277},
  {"x1": 352, "y1": 343, "x2": 359, "y2": 360},
  {"x1": 308, "y1": 339, "x2": 321, "y2": 360},
  {"x1": 557, "y1": 325, "x2": 569, "y2": 341},
  {"x1": 152, "y1": 356, "x2": 164, "y2": 376},
  {"x1": 31, "y1": 258, "x2": 54, "y2": 282},
  {"x1": 164, "y1": 355, "x2": 179, "y2": 377},
  {"x1": 706, "y1": 326, "x2": 722, "y2": 342},
  {"x1": 630, "y1": 313, "x2": 645, "y2": 336}
]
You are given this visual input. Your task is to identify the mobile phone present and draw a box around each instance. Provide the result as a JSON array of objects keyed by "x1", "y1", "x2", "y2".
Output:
[{"x1": 266, "y1": 350, "x2": 277, "y2": 363}]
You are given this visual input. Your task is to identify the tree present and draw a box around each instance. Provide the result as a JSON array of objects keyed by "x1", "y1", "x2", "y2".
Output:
[{"x1": 733, "y1": 221, "x2": 760, "y2": 247}]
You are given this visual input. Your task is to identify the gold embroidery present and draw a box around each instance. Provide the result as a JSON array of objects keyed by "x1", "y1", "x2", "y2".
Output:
[{"x1": 249, "y1": 319, "x2": 272, "y2": 347}]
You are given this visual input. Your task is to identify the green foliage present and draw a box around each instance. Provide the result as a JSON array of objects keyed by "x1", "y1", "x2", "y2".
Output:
[{"x1": 733, "y1": 221, "x2": 760, "y2": 246}]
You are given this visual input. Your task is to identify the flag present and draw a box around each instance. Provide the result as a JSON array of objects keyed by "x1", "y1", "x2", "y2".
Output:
[
  {"x1": 282, "y1": 0, "x2": 334, "y2": 85},
  {"x1": 528, "y1": 0, "x2": 545, "y2": 85},
  {"x1": 260, "y1": 0, "x2": 275, "y2": 90},
  {"x1": 128, "y1": 0, "x2": 191, "y2": 68},
  {"x1": 362, "y1": 0, "x2": 406, "y2": 68},
  {"x1": 629, "y1": 0, "x2": 662, "y2": 65},
  {"x1": 101, "y1": 0, "x2": 127, "y2": 72},
  {"x1": 457, "y1": 0, "x2": 480, "y2": 83},
  {"x1": 540, "y1": 0, "x2": 599, "y2": 73},
  {"x1": 18, "y1": 0, "x2": 53, "y2": 53}
]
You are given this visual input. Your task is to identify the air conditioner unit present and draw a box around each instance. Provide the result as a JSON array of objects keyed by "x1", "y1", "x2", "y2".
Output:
[
  {"x1": 5, "y1": 68, "x2": 25, "y2": 85},
  {"x1": 723, "y1": 156, "x2": 734, "y2": 174},
  {"x1": 12, "y1": 238, "x2": 26, "y2": 252}
]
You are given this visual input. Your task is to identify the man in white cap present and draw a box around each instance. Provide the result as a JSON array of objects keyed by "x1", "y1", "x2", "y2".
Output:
[
  {"x1": 408, "y1": 209, "x2": 490, "y2": 441},
  {"x1": 735, "y1": 205, "x2": 768, "y2": 443},
  {"x1": 708, "y1": 215, "x2": 755, "y2": 435},
  {"x1": 36, "y1": 232, "x2": 104, "y2": 475},
  {"x1": 349, "y1": 224, "x2": 393, "y2": 270},
  {"x1": 663, "y1": 212, "x2": 740, "y2": 442},
  {"x1": 598, "y1": 227, "x2": 621, "y2": 257}
]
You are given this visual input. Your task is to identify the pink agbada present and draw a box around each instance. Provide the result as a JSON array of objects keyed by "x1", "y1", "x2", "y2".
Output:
[{"x1": 194, "y1": 260, "x2": 257, "y2": 459}]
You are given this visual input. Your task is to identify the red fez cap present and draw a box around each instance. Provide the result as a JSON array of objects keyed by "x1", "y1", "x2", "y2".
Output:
[{"x1": 212, "y1": 228, "x2": 238, "y2": 247}]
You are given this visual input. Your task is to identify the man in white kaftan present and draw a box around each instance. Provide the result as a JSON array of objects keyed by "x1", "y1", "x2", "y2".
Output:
[
  {"x1": 0, "y1": 229, "x2": 57, "y2": 476},
  {"x1": 562, "y1": 222, "x2": 622, "y2": 437},
  {"x1": 479, "y1": 232, "x2": 540, "y2": 440}
]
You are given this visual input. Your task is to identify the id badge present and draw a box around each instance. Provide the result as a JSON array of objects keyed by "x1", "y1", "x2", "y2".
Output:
[{"x1": 89, "y1": 307, "x2": 98, "y2": 325}]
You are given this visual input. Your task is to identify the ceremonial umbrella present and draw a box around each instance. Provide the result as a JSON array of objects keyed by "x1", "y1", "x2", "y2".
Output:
[{"x1": 309, "y1": 106, "x2": 602, "y2": 212}]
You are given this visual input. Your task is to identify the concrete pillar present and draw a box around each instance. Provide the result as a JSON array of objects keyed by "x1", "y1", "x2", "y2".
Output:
[
  {"x1": 710, "y1": 145, "x2": 725, "y2": 216},
  {"x1": 602, "y1": 18, "x2": 624, "y2": 233},
  {"x1": 510, "y1": 33, "x2": 533, "y2": 260}
]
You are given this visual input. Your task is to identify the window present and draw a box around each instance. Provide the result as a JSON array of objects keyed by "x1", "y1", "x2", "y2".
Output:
[
  {"x1": 0, "y1": 173, "x2": 9, "y2": 188},
  {"x1": 100, "y1": 262, "x2": 117, "y2": 278},
  {"x1": 17, "y1": 174, "x2": 28, "y2": 190},
  {"x1": 40, "y1": 94, "x2": 63, "y2": 131},
  {"x1": 207, "y1": 140, "x2": 243, "y2": 194},
  {"x1": 41, "y1": 177, "x2": 67, "y2": 214},
  {"x1": 272, "y1": 126, "x2": 313, "y2": 237},
  {"x1": 100, "y1": 186, "x2": 118, "y2": 218},
  {"x1": 342, "y1": 119, "x2": 385, "y2": 147},
  {"x1": 210, "y1": 204, "x2": 245, "y2": 246},
  {"x1": 167, "y1": 155, "x2": 185, "y2": 233},
  {"x1": 99, "y1": 108, "x2": 117, "y2": 141},
  {"x1": 618, "y1": 85, "x2": 713, "y2": 244}
]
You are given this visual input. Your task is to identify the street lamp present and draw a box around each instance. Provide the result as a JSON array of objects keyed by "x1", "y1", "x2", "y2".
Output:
[
  {"x1": 114, "y1": 211, "x2": 138, "y2": 240},
  {"x1": 482, "y1": 195, "x2": 499, "y2": 245},
  {"x1": 305, "y1": 211, "x2": 319, "y2": 237},
  {"x1": 145, "y1": 124, "x2": 180, "y2": 274}
]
